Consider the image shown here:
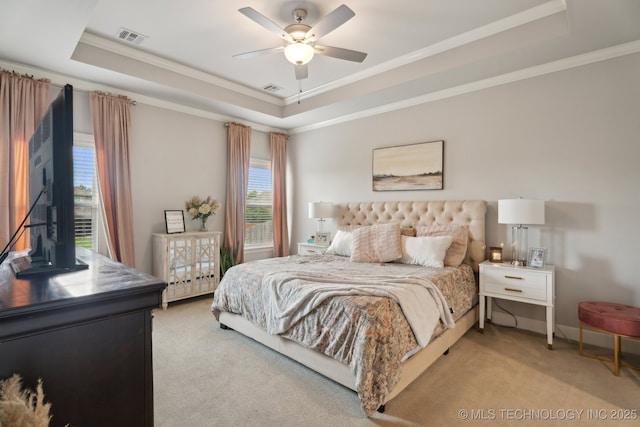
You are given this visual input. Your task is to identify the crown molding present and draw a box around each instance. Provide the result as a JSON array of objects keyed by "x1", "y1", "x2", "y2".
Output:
[
  {"x1": 289, "y1": 39, "x2": 640, "y2": 134},
  {"x1": 285, "y1": 0, "x2": 568, "y2": 105},
  {"x1": 74, "y1": 1, "x2": 570, "y2": 109},
  {"x1": 4, "y1": 38, "x2": 638, "y2": 136},
  {"x1": 78, "y1": 32, "x2": 284, "y2": 106},
  {"x1": 0, "y1": 58, "x2": 285, "y2": 134}
]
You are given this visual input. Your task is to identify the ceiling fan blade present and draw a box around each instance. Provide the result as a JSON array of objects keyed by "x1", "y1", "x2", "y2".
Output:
[
  {"x1": 233, "y1": 46, "x2": 284, "y2": 60},
  {"x1": 239, "y1": 7, "x2": 293, "y2": 43},
  {"x1": 305, "y1": 4, "x2": 355, "y2": 41},
  {"x1": 295, "y1": 64, "x2": 308, "y2": 80},
  {"x1": 314, "y1": 45, "x2": 367, "y2": 63}
]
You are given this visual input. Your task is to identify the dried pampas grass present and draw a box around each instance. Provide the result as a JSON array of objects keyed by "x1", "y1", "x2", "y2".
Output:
[{"x1": 0, "y1": 374, "x2": 51, "y2": 427}]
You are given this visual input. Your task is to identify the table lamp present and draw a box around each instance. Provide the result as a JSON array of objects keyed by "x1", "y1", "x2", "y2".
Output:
[
  {"x1": 308, "y1": 202, "x2": 335, "y2": 233},
  {"x1": 498, "y1": 198, "x2": 545, "y2": 266}
]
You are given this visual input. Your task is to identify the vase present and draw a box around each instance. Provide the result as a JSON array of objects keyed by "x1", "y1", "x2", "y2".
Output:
[{"x1": 200, "y1": 217, "x2": 208, "y2": 231}]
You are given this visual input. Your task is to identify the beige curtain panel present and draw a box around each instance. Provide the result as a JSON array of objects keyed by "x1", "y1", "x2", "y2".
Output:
[
  {"x1": 224, "y1": 122, "x2": 251, "y2": 265},
  {"x1": 0, "y1": 69, "x2": 50, "y2": 251},
  {"x1": 89, "y1": 91, "x2": 136, "y2": 267},
  {"x1": 270, "y1": 132, "x2": 289, "y2": 257}
]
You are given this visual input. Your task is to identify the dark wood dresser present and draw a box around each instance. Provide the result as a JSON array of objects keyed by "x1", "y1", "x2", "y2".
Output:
[{"x1": 0, "y1": 248, "x2": 166, "y2": 427}]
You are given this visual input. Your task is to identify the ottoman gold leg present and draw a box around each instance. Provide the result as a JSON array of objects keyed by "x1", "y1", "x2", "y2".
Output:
[
  {"x1": 579, "y1": 321, "x2": 584, "y2": 355},
  {"x1": 614, "y1": 334, "x2": 620, "y2": 376},
  {"x1": 579, "y1": 302, "x2": 640, "y2": 376}
]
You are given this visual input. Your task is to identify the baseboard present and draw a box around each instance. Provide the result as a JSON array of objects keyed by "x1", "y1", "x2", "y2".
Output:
[{"x1": 488, "y1": 312, "x2": 640, "y2": 355}]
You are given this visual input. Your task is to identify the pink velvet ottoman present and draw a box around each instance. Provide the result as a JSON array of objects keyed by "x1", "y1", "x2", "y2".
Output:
[{"x1": 578, "y1": 301, "x2": 640, "y2": 376}]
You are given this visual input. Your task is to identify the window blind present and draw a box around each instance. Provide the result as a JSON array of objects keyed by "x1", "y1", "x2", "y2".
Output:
[
  {"x1": 246, "y1": 158, "x2": 273, "y2": 247},
  {"x1": 73, "y1": 141, "x2": 99, "y2": 250}
]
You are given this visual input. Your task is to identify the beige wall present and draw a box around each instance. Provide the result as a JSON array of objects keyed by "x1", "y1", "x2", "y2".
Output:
[
  {"x1": 38, "y1": 51, "x2": 640, "y2": 348},
  {"x1": 129, "y1": 105, "x2": 228, "y2": 273},
  {"x1": 67, "y1": 89, "x2": 274, "y2": 273},
  {"x1": 289, "y1": 52, "x2": 640, "y2": 339},
  {"x1": 128, "y1": 106, "x2": 272, "y2": 272}
]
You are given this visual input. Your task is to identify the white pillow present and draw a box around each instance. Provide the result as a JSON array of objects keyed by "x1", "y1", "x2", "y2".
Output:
[
  {"x1": 325, "y1": 230, "x2": 352, "y2": 257},
  {"x1": 400, "y1": 235, "x2": 453, "y2": 268},
  {"x1": 416, "y1": 224, "x2": 469, "y2": 267}
]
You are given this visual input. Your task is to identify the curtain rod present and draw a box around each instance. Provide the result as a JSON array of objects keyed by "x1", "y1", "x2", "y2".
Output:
[
  {"x1": 224, "y1": 122, "x2": 289, "y2": 139},
  {"x1": 51, "y1": 82, "x2": 137, "y2": 106}
]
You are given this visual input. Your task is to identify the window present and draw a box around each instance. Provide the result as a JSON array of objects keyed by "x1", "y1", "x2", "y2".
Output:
[
  {"x1": 245, "y1": 158, "x2": 272, "y2": 248},
  {"x1": 73, "y1": 133, "x2": 100, "y2": 251}
]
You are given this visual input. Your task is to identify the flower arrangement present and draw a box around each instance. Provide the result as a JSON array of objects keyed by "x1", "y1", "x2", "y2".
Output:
[{"x1": 186, "y1": 195, "x2": 220, "y2": 231}]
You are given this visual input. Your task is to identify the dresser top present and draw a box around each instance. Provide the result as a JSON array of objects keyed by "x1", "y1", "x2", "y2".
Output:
[{"x1": 0, "y1": 248, "x2": 165, "y2": 314}]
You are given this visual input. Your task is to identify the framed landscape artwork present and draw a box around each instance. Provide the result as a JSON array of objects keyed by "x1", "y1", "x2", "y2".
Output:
[{"x1": 373, "y1": 140, "x2": 444, "y2": 191}]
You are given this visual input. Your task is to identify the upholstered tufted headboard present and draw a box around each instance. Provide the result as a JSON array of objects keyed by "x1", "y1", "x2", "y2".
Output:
[{"x1": 336, "y1": 201, "x2": 487, "y2": 272}]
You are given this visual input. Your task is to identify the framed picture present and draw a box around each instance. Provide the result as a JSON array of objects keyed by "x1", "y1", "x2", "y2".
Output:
[
  {"x1": 489, "y1": 247, "x2": 503, "y2": 263},
  {"x1": 164, "y1": 210, "x2": 185, "y2": 234},
  {"x1": 372, "y1": 140, "x2": 444, "y2": 191},
  {"x1": 528, "y1": 247, "x2": 547, "y2": 268},
  {"x1": 314, "y1": 232, "x2": 331, "y2": 246}
]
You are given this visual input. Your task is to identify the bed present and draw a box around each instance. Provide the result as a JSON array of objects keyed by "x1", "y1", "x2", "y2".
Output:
[{"x1": 212, "y1": 200, "x2": 486, "y2": 416}]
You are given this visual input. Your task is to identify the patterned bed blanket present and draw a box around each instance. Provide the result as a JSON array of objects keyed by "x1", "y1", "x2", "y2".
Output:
[{"x1": 211, "y1": 254, "x2": 477, "y2": 416}]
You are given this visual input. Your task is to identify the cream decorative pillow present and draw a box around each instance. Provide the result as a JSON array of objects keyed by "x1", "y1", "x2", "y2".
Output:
[
  {"x1": 350, "y1": 223, "x2": 402, "y2": 263},
  {"x1": 400, "y1": 235, "x2": 453, "y2": 268},
  {"x1": 416, "y1": 224, "x2": 469, "y2": 267},
  {"x1": 325, "y1": 230, "x2": 352, "y2": 257}
]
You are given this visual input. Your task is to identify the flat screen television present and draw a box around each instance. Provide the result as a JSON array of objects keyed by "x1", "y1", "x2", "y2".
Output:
[{"x1": 2, "y1": 84, "x2": 88, "y2": 277}]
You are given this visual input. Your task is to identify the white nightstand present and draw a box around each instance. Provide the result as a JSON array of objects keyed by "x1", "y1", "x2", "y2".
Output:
[
  {"x1": 297, "y1": 242, "x2": 328, "y2": 255},
  {"x1": 479, "y1": 260, "x2": 555, "y2": 349}
]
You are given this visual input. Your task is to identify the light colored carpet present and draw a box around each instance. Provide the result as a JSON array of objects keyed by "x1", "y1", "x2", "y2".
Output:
[{"x1": 153, "y1": 297, "x2": 640, "y2": 426}]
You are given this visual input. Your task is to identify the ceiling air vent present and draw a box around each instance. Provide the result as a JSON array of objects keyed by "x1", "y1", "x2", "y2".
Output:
[
  {"x1": 117, "y1": 27, "x2": 148, "y2": 45},
  {"x1": 262, "y1": 84, "x2": 283, "y2": 93}
]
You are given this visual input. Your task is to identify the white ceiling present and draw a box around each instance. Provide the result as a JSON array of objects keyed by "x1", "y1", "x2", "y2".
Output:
[{"x1": 1, "y1": 0, "x2": 639, "y2": 132}]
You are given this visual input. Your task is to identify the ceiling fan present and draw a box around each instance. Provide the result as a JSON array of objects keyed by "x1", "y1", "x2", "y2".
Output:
[{"x1": 234, "y1": 4, "x2": 367, "y2": 80}]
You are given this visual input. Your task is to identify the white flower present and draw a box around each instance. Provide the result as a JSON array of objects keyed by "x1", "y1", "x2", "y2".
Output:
[
  {"x1": 186, "y1": 195, "x2": 219, "y2": 221},
  {"x1": 198, "y1": 203, "x2": 212, "y2": 215}
]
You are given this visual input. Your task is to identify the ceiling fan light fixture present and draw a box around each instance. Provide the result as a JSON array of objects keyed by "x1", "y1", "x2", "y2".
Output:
[
  {"x1": 284, "y1": 23, "x2": 310, "y2": 40},
  {"x1": 284, "y1": 42, "x2": 314, "y2": 65}
]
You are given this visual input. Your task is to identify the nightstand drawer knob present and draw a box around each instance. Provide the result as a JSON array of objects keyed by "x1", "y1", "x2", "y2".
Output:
[
  {"x1": 504, "y1": 287, "x2": 523, "y2": 293},
  {"x1": 504, "y1": 275, "x2": 524, "y2": 280}
]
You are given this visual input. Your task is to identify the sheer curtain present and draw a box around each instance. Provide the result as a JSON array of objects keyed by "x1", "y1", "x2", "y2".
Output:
[
  {"x1": 270, "y1": 132, "x2": 289, "y2": 257},
  {"x1": 89, "y1": 91, "x2": 135, "y2": 267},
  {"x1": 224, "y1": 122, "x2": 251, "y2": 264},
  {"x1": 0, "y1": 70, "x2": 50, "y2": 251}
]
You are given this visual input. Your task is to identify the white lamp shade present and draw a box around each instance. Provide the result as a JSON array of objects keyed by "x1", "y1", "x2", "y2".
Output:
[
  {"x1": 308, "y1": 202, "x2": 335, "y2": 219},
  {"x1": 284, "y1": 43, "x2": 314, "y2": 65},
  {"x1": 498, "y1": 199, "x2": 545, "y2": 225}
]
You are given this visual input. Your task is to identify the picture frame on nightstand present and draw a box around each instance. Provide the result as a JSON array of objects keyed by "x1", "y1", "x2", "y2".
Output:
[
  {"x1": 164, "y1": 210, "x2": 185, "y2": 234},
  {"x1": 489, "y1": 247, "x2": 503, "y2": 263},
  {"x1": 314, "y1": 232, "x2": 331, "y2": 246},
  {"x1": 528, "y1": 247, "x2": 547, "y2": 268}
]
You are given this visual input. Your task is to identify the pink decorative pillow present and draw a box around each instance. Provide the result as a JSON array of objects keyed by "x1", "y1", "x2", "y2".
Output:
[
  {"x1": 339, "y1": 225, "x2": 362, "y2": 232},
  {"x1": 416, "y1": 224, "x2": 469, "y2": 267},
  {"x1": 350, "y1": 223, "x2": 402, "y2": 263}
]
